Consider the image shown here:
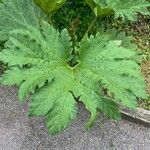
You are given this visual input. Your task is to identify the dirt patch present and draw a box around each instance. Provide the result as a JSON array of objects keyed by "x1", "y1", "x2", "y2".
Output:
[
  {"x1": 142, "y1": 61, "x2": 150, "y2": 94},
  {"x1": 129, "y1": 14, "x2": 150, "y2": 53},
  {"x1": 139, "y1": 61, "x2": 150, "y2": 110}
]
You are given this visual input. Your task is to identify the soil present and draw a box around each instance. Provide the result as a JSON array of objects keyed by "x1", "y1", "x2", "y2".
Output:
[
  {"x1": 140, "y1": 61, "x2": 150, "y2": 110},
  {"x1": 129, "y1": 14, "x2": 150, "y2": 55},
  {"x1": 142, "y1": 61, "x2": 150, "y2": 95}
]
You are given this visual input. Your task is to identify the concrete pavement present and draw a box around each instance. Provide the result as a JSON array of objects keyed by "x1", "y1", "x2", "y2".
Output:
[{"x1": 0, "y1": 86, "x2": 150, "y2": 150}]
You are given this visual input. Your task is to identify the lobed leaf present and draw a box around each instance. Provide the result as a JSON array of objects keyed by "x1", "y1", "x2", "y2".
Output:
[
  {"x1": 0, "y1": 0, "x2": 46, "y2": 41},
  {"x1": 0, "y1": 0, "x2": 148, "y2": 134},
  {"x1": 1, "y1": 21, "x2": 148, "y2": 134},
  {"x1": 33, "y1": 0, "x2": 66, "y2": 14},
  {"x1": 86, "y1": 0, "x2": 150, "y2": 21}
]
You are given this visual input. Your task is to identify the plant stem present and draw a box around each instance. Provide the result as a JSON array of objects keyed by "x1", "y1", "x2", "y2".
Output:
[{"x1": 83, "y1": 16, "x2": 97, "y2": 38}]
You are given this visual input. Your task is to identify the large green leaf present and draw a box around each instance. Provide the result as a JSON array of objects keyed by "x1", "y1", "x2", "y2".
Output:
[
  {"x1": 33, "y1": 0, "x2": 66, "y2": 14},
  {"x1": 86, "y1": 0, "x2": 150, "y2": 21},
  {"x1": 80, "y1": 34, "x2": 148, "y2": 104},
  {"x1": 0, "y1": 22, "x2": 77, "y2": 134},
  {"x1": 0, "y1": 21, "x2": 148, "y2": 134},
  {"x1": 0, "y1": 0, "x2": 45, "y2": 41},
  {"x1": 86, "y1": 0, "x2": 114, "y2": 16}
]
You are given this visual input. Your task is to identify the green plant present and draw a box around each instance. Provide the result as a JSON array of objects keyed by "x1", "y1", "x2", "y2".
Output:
[
  {"x1": 86, "y1": 0, "x2": 150, "y2": 20},
  {"x1": 0, "y1": 0, "x2": 149, "y2": 135},
  {"x1": 34, "y1": 0, "x2": 66, "y2": 13}
]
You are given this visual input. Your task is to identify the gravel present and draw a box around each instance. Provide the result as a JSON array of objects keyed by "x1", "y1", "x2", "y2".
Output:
[{"x1": 0, "y1": 86, "x2": 150, "y2": 150}]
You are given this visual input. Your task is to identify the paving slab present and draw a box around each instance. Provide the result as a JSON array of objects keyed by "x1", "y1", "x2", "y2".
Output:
[{"x1": 0, "y1": 86, "x2": 150, "y2": 150}]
